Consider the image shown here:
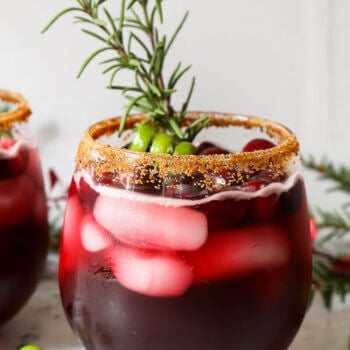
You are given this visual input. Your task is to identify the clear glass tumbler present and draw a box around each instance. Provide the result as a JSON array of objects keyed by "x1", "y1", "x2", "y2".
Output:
[{"x1": 59, "y1": 112, "x2": 311, "y2": 349}]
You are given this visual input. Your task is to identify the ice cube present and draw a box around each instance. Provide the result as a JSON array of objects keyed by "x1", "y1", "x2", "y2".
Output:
[
  {"x1": 188, "y1": 223, "x2": 290, "y2": 283},
  {"x1": 94, "y1": 195, "x2": 208, "y2": 251},
  {"x1": 81, "y1": 214, "x2": 111, "y2": 252},
  {"x1": 0, "y1": 174, "x2": 35, "y2": 226},
  {"x1": 107, "y1": 245, "x2": 193, "y2": 297}
]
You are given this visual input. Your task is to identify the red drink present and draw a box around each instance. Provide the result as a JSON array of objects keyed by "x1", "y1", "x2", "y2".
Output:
[
  {"x1": 59, "y1": 113, "x2": 311, "y2": 350},
  {"x1": 0, "y1": 90, "x2": 48, "y2": 325}
]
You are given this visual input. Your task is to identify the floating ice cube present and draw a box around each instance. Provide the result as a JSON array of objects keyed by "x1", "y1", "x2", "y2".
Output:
[
  {"x1": 81, "y1": 214, "x2": 111, "y2": 252},
  {"x1": 0, "y1": 174, "x2": 35, "y2": 226},
  {"x1": 107, "y1": 245, "x2": 193, "y2": 297},
  {"x1": 94, "y1": 195, "x2": 208, "y2": 251},
  {"x1": 188, "y1": 223, "x2": 290, "y2": 283}
]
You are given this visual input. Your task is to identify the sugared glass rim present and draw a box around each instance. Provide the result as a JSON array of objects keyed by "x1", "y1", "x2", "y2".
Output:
[
  {"x1": 76, "y1": 112, "x2": 300, "y2": 190},
  {"x1": 0, "y1": 89, "x2": 31, "y2": 128}
]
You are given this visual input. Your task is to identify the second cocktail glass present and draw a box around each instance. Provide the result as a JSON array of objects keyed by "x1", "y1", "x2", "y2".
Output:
[{"x1": 0, "y1": 90, "x2": 49, "y2": 325}]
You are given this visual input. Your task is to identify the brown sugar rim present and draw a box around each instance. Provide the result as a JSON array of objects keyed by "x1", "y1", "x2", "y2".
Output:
[
  {"x1": 0, "y1": 89, "x2": 31, "y2": 128},
  {"x1": 76, "y1": 111, "x2": 300, "y2": 190}
]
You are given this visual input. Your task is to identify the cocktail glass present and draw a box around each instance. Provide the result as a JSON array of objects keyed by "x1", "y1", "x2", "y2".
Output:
[
  {"x1": 0, "y1": 90, "x2": 49, "y2": 325},
  {"x1": 59, "y1": 112, "x2": 311, "y2": 350}
]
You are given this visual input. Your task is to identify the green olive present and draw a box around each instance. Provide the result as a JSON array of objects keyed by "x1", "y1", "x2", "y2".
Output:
[
  {"x1": 129, "y1": 123, "x2": 156, "y2": 152},
  {"x1": 150, "y1": 132, "x2": 174, "y2": 154},
  {"x1": 174, "y1": 141, "x2": 196, "y2": 155}
]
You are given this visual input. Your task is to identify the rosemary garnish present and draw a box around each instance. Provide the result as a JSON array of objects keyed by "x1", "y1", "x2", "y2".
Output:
[
  {"x1": 43, "y1": 0, "x2": 208, "y2": 153},
  {"x1": 304, "y1": 155, "x2": 350, "y2": 308}
]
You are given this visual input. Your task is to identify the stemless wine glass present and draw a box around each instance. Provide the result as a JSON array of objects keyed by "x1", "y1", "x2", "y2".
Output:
[
  {"x1": 59, "y1": 112, "x2": 311, "y2": 350},
  {"x1": 0, "y1": 90, "x2": 49, "y2": 325}
]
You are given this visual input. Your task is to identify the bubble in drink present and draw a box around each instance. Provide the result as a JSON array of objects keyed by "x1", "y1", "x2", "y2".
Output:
[{"x1": 93, "y1": 195, "x2": 208, "y2": 250}]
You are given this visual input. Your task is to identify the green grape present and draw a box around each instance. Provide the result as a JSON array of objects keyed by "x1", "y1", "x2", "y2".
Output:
[
  {"x1": 174, "y1": 141, "x2": 196, "y2": 155},
  {"x1": 18, "y1": 345, "x2": 42, "y2": 350},
  {"x1": 150, "y1": 133, "x2": 174, "y2": 154},
  {"x1": 129, "y1": 124, "x2": 156, "y2": 152}
]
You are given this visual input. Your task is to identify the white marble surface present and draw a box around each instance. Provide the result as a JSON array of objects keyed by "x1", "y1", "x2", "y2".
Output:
[{"x1": 0, "y1": 266, "x2": 350, "y2": 350}]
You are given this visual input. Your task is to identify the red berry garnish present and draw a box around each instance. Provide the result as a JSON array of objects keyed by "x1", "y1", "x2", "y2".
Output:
[
  {"x1": 164, "y1": 173, "x2": 208, "y2": 199},
  {"x1": 256, "y1": 169, "x2": 286, "y2": 184},
  {"x1": 196, "y1": 142, "x2": 230, "y2": 155},
  {"x1": 0, "y1": 138, "x2": 16, "y2": 150},
  {"x1": 202, "y1": 198, "x2": 248, "y2": 231},
  {"x1": 196, "y1": 142, "x2": 216, "y2": 154},
  {"x1": 332, "y1": 256, "x2": 350, "y2": 275},
  {"x1": 250, "y1": 194, "x2": 279, "y2": 220},
  {"x1": 199, "y1": 146, "x2": 230, "y2": 155},
  {"x1": 242, "y1": 138, "x2": 276, "y2": 152},
  {"x1": 99, "y1": 168, "x2": 162, "y2": 195},
  {"x1": 241, "y1": 179, "x2": 265, "y2": 192},
  {"x1": 309, "y1": 217, "x2": 317, "y2": 242}
]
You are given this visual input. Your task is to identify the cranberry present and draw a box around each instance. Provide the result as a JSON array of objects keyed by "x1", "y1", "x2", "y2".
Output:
[
  {"x1": 210, "y1": 168, "x2": 239, "y2": 191},
  {"x1": 332, "y1": 256, "x2": 350, "y2": 275},
  {"x1": 241, "y1": 179, "x2": 265, "y2": 192},
  {"x1": 241, "y1": 169, "x2": 287, "y2": 192},
  {"x1": 199, "y1": 147, "x2": 230, "y2": 155},
  {"x1": 309, "y1": 217, "x2": 317, "y2": 242},
  {"x1": 200, "y1": 199, "x2": 248, "y2": 231},
  {"x1": 256, "y1": 169, "x2": 287, "y2": 184},
  {"x1": 242, "y1": 138, "x2": 276, "y2": 152},
  {"x1": 164, "y1": 173, "x2": 208, "y2": 199},
  {"x1": 250, "y1": 194, "x2": 279, "y2": 220},
  {"x1": 196, "y1": 142, "x2": 217, "y2": 154},
  {"x1": 0, "y1": 138, "x2": 16, "y2": 149},
  {"x1": 196, "y1": 142, "x2": 230, "y2": 155},
  {"x1": 99, "y1": 168, "x2": 162, "y2": 195}
]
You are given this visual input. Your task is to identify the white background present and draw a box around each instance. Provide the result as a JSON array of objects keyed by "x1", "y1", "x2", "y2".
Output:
[{"x1": 1, "y1": 0, "x2": 349, "y2": 210}]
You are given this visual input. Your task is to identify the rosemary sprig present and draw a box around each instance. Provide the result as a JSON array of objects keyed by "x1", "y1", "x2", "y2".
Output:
[
  {"x1": 304, "y1": 155, "x2": 350, "y2": 308},
  {"x1": 303, "y1": 155, "x2": 350, "y2": 193},
  {"x1": 316, "y1": 208, "x2": 350, "y2": 244},
  {"x1": 311, "y1": 251, "x2": 350, "y2": 309},
  {"x1": 43, "y1": 0, "x2": 208, "y2": 149}
]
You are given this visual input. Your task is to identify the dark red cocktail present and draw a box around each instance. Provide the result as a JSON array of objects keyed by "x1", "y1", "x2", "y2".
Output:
[
  {"x1": 59, "y1": 112, "x2": 311, "y2": 349},
  {"x1": 0, "y1": 90, "x2": 48, "y2": 325}
]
